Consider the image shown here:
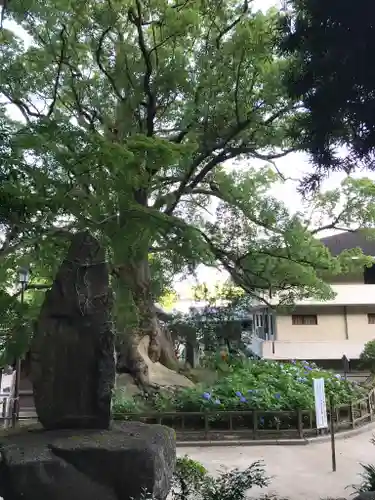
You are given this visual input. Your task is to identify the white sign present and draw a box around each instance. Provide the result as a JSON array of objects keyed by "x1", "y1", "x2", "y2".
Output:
[{"x1": 313, "y1": 378, "x2": 328, "y2": 429}]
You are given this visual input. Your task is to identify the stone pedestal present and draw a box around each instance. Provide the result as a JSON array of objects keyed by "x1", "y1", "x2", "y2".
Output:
[{"x1": 0, "y1": 422, "x2": 176, "y2": 500}]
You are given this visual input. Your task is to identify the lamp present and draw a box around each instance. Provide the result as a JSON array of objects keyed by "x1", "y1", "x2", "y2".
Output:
[
  {"x1": 18, "y1": 267, "x2": 30, "y2": 286},
  {"x1": 11, "y1": 266, "x2": 30, "y2": 428}
]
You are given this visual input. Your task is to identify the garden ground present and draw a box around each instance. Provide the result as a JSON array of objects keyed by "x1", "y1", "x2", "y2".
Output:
[{"x1": 178, "y1": 423, "x2": 375, "y2": 499}]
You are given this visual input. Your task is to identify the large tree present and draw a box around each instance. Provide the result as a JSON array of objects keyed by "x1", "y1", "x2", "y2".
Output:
[
  {"x1": 1, "y1": 0, "x2": 375, "y2": 388},
  {"x1": 280, "y1": 0, "x2": 375, "y2": 188}
]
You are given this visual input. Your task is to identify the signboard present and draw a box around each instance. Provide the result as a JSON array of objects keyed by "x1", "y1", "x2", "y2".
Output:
[{"x1": 313, "y1": 378, "x2": 328, "y2": 429}]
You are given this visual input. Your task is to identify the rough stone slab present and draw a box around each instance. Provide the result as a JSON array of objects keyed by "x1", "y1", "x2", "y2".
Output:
[
  {"x1": 0, "y1": 422, "x2": 176, "y2": 500},
  {"x1": 30, "y1": 231, "x2": 115, "y2": 430}
]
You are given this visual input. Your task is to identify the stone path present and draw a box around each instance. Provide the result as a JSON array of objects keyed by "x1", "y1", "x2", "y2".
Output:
[{"x1": 178, "y1": 425, "x2": 375, "y2": 499}]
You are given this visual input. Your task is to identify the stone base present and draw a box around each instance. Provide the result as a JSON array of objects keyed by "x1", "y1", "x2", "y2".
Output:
[{"x1": 0, "y1": 421, "x2": 176, "y2": 500}]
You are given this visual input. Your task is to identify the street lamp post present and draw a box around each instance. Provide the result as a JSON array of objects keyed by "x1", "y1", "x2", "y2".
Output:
[{"x1": 11, "y1": 267, "x2": 30, "y2": 428}]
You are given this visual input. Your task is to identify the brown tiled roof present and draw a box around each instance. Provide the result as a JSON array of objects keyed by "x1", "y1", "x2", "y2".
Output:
[{"x1": 320, "y1": 230, "x2": 375, "y2": 256}]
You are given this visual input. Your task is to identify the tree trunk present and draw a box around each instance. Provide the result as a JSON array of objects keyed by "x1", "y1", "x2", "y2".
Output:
[{"x1": 114, "y1": 257, "x2": 191, "y2": 391}]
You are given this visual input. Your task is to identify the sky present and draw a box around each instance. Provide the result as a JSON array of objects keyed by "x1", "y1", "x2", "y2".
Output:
[{"x1": 3, "y1": 0, "x2": 375, "y2": 299}]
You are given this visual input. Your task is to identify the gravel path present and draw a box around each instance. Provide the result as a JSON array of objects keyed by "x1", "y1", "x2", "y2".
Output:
[{"x1": 178, "y1": 425, "x2": 375, "y2": 499}]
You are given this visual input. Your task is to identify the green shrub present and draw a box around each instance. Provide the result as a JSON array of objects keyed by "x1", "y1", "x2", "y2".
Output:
[
  {"x1": 172, "y1": 457, "x2": 269, "y2": 500},
  {"x1": 139, "y1": 457, "x2": 269, "y2": 500},
  {"x1": 113, "y1": 359, "x2": 365, "y2": 416},
  {"x1": 355, "y1": 462, "x2": 375, "y2": 493},
  {"x1": 170, "y1": 359, "x2": 364, "y2": 413},
  {"x1": 199, "y1": 460, "x2": 270, "y2": 500},
  {"x1": 351, "y1": 434, "x2": 375, "y2": 493},
  {"x1": 172, "y1": 456, "x2": 208, "y2": 500},
  {"x1": 360, "y1": 340, "x2": 375, "y2": 374},
  {"x1": 112, "y1": 390, "x2": 146, "y2": 417}
]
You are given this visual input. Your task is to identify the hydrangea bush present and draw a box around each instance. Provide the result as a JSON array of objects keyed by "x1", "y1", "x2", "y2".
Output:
[{"x1": 151, "y1": 359, "x2": 364, "y2": 413}]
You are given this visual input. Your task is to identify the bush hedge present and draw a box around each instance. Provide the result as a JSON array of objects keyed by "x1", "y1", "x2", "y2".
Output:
[{"x1": 113, "y1": 359, "x2": 365, "y2": 415}]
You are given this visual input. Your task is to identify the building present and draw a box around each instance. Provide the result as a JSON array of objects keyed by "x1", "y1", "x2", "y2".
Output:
[{"x1": 249, "y1": 230, "x2": 375, "y2": 365}]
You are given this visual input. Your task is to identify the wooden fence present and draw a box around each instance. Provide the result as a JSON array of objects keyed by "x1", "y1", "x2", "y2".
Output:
[
  {"x1": 112, "y1": 389, "x2": 375, "y2": 442},
  {"x1": 2, "y1": 389, "x2": 374, "y2": 442}
]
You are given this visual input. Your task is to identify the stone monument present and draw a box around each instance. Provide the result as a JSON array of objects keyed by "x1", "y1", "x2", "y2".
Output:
[
  {"x1": 30, "y1": 230, "x2": 115, "y2": 429},
  {"x1": 0, "y1": 231, "x2": 176, "y2": 500}
]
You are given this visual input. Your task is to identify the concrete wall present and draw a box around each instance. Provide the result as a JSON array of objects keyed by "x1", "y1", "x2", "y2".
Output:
[
  {"x1": 276, "y1": 306, "x2": 347, "y2": 342},
  {"x1": 268, "y1": 304, "x2": 375, "y2": 360},
  {"x1": 276, "y1": 305, "x2": 375, "y2": 343},
  {"x1": 261, "y1": 339, "x2": 365, "y2": 360},
  {"x1": 346, "y1": 305, "x2": 375, "y2": 342}
]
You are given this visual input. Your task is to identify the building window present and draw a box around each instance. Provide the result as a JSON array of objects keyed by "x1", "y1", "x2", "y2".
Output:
[
  {"x1": 368, "y1": 314, "x2": 375, "y2": 324},
  {"x1": 292, "y1": 314, "x2": 318, "y2": 326}
]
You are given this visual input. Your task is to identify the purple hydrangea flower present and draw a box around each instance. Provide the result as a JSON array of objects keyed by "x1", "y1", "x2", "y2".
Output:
[
  {"x1": 215, "y1": 399, "x2": 221, "y2": 405},
  {"x1": 291, "y1": 359, "x2": 296, "y2": 364},
  {"x1": 275, "y1": 393, "x2": 281, "y2": 399},
  {"x1": 240, "y1": 396, "x2": 247, "y2": 403},
  {"x1": 335, "y1": 374, "x2": 341, "y2": 379},
  {"x1": 202, "y1": 392, "x2": 211, "y2": 400},
  {"x1": 235, "y1": 391, "x2": 242, "y2": 397}
]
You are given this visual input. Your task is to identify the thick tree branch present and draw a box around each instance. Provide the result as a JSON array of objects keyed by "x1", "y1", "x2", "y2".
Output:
[
  {"x1": 64, "y1": 72, "x2": 103, "y2": 131},
  {"x1": 165, "y1": 103, "x2": 297, "y2": 214},
  {"x1": 129, "y1": 1, "x2": 156, "y2": 138},
  {"x1": 229, "y1": 147, "x2": 295, "y2": 160},
  {"x1": 197, "y1": 230, "x2": 274, "y2": 307},
  {"x1": 47, "y1": 25, "x2": 67, "y2": 117},
  {"x1": 215, "y1": 0, "x2": 249, "y2": 48},
  {"x1": 95, "y1": 28, "x2": 124, "y2": 102},
  {"x1": 1, "y1": 90, "x2": 42, "y2": 121},
  {"x1": 161, "y1": 184, "x2": 285, "y2": 236},
  {"x1": 310, "y1": 204, "x2": 355, "y2": 235},
  {"x1": 234, "y1": 49, "x2": 246, "y2": 125},
  {"x1": 236, "y1": 246, "x2": 332, "y2": 272},
  {"x1": 158, "y1": 152, "x2": 227, "y2": 212}
]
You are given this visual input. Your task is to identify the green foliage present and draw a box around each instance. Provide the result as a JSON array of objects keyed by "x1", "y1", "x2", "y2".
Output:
[
  {"x1": 352, "y1": 435, "x2": 375, "y2": 493},
  {"x1": 113, "y1": 359, "x2": 364, "y2": 414},
  {"x1": 354, "y1": 462, "x2": 375, "y2": 493},
  {"x1": 158, "y1": 289, "x2": 178, "y2": 312},
  {"x1": 169, "y1": 360, "x2": 363, "y2": 412},
  {"x1": 172, "y1": 457, "x2": 269, "y2": 500},
  {"x1": 2, "y1": 0, "x2": 375, "y2": 364},
  {"x1": 172, "y1": 456, "x2": 208, "y2": 500},
  {"x1": 360, "y1": 340, "x2": 375, "y2": 374},
  {"x1": 280, "y1": 0, "x2": 375, "y2": 184},
  {"x1": 140, "y1": 457, "x2": 269, "y2": 500},
  {"x1": 200, "y1": 462, "x2": 269, "y2": 500},
  {"x1": 111, "y1": 389, "x2": 147, "y2": 416},
  {"x1": 173, "y1": 286, "x2": 252, "y2": 354},
  {"x1": 0, "y1": 290, "x2": 31, "y2": 366}
]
